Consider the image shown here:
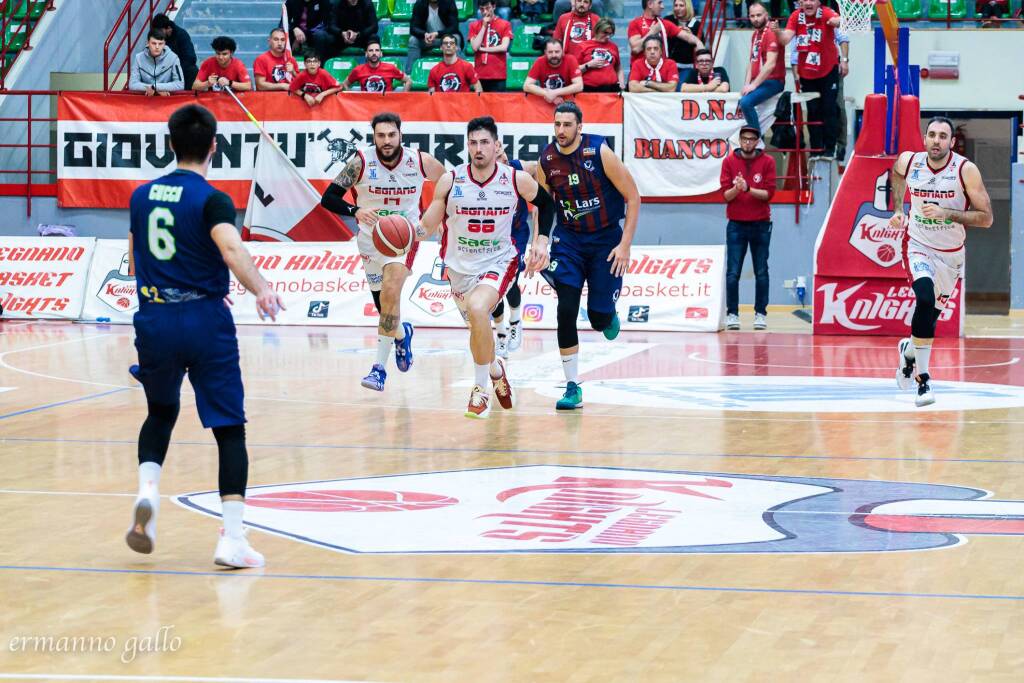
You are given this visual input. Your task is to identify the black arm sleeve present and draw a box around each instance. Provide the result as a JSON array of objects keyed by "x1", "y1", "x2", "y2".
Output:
[
  {"x1": 204, "y1": 190, "x2": 238, "y2": 231},
  {"x1": 532, "y1": 185, "x2": 555, "y2": 238},
  {"x1": 321, "y1": 183, "x2": 358, "y2": 217}
]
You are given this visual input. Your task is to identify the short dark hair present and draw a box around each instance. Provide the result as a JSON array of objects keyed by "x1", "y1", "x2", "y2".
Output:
[
  {"x1": 440, "y1": 33, "x2": 459, "y2": 43},
  {"x1": 478, "y1": 0, "x2": 495, "y2": 7},
  {"x1": 544, "y1": 37, "x2": 562, "y2": 50},
  {"x1": 372, "y1": 112, "x2": 402, "y2": 131},
  {"x1": 747, "y1": 0, "x2": 769, "y2": 11},
  {"x1": 303, "y1": 48, "x2": 320, "y2": 61},
  {"x1": 694, "y1": 47, "x2": 713, "y2": 60},
  {"x1": 270, "y1": 27, "x2": 287, "y2": 38},
  {"x1": 366, "y1": 36, "x2": 382, "y2": 51},
  {"x1": 641, "y1": 0, "x2": 657, "y2": 8},
  {"x1": 147, "y1": 29, "x2": 165, "y2": 42},
  {"x1": 151, "y1": 13, "x2": 172, "y2": 31},
  {"x1": 210, "y1": 36, "x2": 237, "y2": 53},
  {"x1": 168, "y1": 104, "x2": 217, "y2": 164},
  {"x1": 927, "y1": 116, "x2": 956, "y2": 137},
  {"x1": 554, "y1": 101, "x2": 582, "y2": 124},
  {"x1": 642, "y1": 35, "x2": 662, "y2": 50},
  {"x1": 467, "y1": 116, "x2": 498, "y2": 139}
]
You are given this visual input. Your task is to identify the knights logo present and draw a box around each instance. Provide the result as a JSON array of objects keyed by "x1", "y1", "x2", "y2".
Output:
[
  {"x1": 544, "y1": 75, "x2": 565, "y2": 90},
  {"x1": 583, "y1": 160, "x2": 595, "y2": 171},
  {"x1": 570, "y1": 24, "x2": 587, "y2": 41},
  {"x1": 364, "y1": 75, "x2": 387, "y2": 93},
  {"x1": 316, "y1": 128, "x2": 363, "y2": 173},
  {"x1": 593, "y1": 48, "x2": 612, "y2": 63},
  {"x1": 408, "y1": 257, "x2": 458, "y2": 318},
  {"x1": 95, "y1": 252, "x2": 138, "y2": 314},
  {"x1": 487, "y1": 30, "x2": 500, "y2": 47},
  {"x1": 848, "y1": 169, "x2": 903, "y2": 268},
  {"x1": 440, "y1": 73, "x2": 461, "y2": 91}
]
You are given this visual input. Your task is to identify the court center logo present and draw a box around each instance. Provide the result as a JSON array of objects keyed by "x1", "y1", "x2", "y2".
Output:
[{"x1": 175, "y1": 465, "x2": 1024, "y2": 554}]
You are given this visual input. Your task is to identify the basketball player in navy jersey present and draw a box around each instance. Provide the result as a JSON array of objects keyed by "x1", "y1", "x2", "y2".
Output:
[
  {"x1": 125, "y1": 104, "x2": 284, "y2": 568},
  {"x1": 492, "y1": 146, "x2": 538, "y2": 357},
  {"x1": 536, "y1": 101, "x2": 640, "y2": 410}
]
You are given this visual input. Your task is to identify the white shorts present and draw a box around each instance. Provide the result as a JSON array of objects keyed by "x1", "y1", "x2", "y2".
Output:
[
  {"x1": 356, "y1": 228, "x2": 417, "y2": 292},
  {"x1": 445, "y1": 254, "x2": 519, "y2": 317},
  {"x1": 904, "y1": 237, "x2": 964, "y2": 309}
]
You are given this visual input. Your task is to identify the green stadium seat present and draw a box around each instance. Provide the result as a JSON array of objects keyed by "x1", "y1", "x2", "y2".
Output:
[
  {"x1": 454, "y1": 0, "x2": 475, "y2": 20},
  {"x1": 410, "y1": 57, "x2": 442, "y2": 90},
  {"x1": 506, "y1": 56, "x2": 532, "y2": 90},
  {"x1": 928, "y1": 0, "x2": 967, "y2": 18},
  {"x1": 380, "y1": 22, "x2": 410, "y2": 55},
  {"x1": 3, "y1": 22, "x2": 29, "y2": 51},
  {"x1": 888, "y1": 0, "x2": 922, "y2": 18},
  {"x1": 510, "y1": 23, "x2": 544, "y2": 56},
  {"x1": 324, "y1": 56, "x2": 359, "y2": 82},
  {"x1": 375, "y1": 0, "x2": 391, "y2": 19},
  {"x1": 390, "y1": 0, "x2": 414, "y2": 21},
  {"x1": 3, "y1": 0, "x2": 46, "y2": 20},
  {"x1": 381, "y1": 56, "x2": 407, "y2": 88}
]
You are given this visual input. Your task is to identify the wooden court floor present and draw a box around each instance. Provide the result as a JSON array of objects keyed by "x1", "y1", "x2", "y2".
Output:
[{"x1": 2, "y1": 312, "x2": 1024, "y2": 682}]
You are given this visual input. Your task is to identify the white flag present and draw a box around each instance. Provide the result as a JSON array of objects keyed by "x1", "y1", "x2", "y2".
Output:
[{"x1": 242, "y1": 134, "x2": 353, "y2": 242}]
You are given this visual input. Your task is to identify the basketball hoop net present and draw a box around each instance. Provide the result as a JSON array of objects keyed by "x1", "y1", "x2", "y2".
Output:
[{"x1": 837, "y1": 0, "x2": 877, "y2": 32}]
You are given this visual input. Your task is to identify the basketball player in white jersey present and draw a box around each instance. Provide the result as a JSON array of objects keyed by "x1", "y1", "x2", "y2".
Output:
[
  {"x1": 321, "y1": 112, "x2": 446, "y2": 391},
  {"x1": 888, "y1": 116, "x2": 992, "y2": 406},
  {"x1": 417, "y1": 116, "x2": 556, "y2": 418}
]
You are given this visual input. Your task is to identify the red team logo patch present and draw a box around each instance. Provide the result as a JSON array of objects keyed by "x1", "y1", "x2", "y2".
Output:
[{"x1": 246, "y1": 490, "x2": 459, "y2": 512}]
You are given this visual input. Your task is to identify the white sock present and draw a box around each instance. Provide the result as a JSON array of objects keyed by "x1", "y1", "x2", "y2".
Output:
[
  {"x1": 138, "y1": 461, "x2": 161, "y2": 498},
  {"x1": 561, "y1": 353, "x2": 579, "y2": 383},
  {"x1": 222, "y1": 500, "x2": 245, "y2": 539},
  {"x1": 489, "y1": 360, "x2": 502, "y2": 379},
  {"x1": 474, "y1": 363, "x2": 489, "y2": 387},
  {"x1": 496, "y1": 316, "x2": 509, "y2": 336},
  {"x1": 393, "y1": 321, "x2": 405, "y2": 341},
  {"x1": 915, "y1": 345, "x2": 931, "y2": 376},
  {"x1": 375, "y1": 335, "x2": 392, "y2": 367},
  {"x1": 510, "y1": 307, "x2": 521, "y2": 324}
]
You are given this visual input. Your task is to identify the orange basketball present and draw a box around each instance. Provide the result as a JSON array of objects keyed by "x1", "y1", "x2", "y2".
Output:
[{"x1": 373, "y1": 215, "x2": 414, "y2": 257}]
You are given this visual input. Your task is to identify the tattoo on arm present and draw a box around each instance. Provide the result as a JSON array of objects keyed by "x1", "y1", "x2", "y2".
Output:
[
  {"x1": 332, "y1": 155, "x2": 363, "y2": 190},
  {"x1": 381, "y1": 313, "x2": 397, "y2": 333}
]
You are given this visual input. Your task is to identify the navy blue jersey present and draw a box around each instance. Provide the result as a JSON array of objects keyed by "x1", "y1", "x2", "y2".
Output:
[
  {"x1": 508, "y1": 159, "x2": 530, "y2": 252},
  {"x1": 539, "y1": 134, "x2": 625, "y2": 233},
  {"x1": 129, "y1": 170, "x2": 236, "y2": 305}
]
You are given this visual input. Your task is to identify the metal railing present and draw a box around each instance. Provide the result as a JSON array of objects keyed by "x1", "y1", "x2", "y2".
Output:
[
  {"x1": 103, "y1": 0, "x2": 177, "y2": 91},
  {"x1": 0, "y1": 89, "x2": 57, "y2": 217},
  {"x1": 0, "y1": 0, "x2": 56, "y2": 90}
]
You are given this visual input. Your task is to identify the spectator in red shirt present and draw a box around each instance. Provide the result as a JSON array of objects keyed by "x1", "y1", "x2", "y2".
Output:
[
  {"x1": 254, "y1": 28, "x2": 299, "y2": 91},
  {"x1": 720, "y1": 126, "x2": 777, "y2": 331},
  {"x1": 468, "y1": 0, "x2": 513, "y2": 92},
  {"x1": 428, "y1": 34, "x2": 482, "y2": 93},
  {"x1": 679, "y1": 47, "x2": 729, "y2": 92},
  {"x1": 738, "y1": 2, "x2": 784, "y2": 132},
  {"x1": 578, "y1": 18, "x2": 624, "y2": 92},
  {"x1": 194, "y1": 36, "x2": 252, "y2": 92},
  {"x1": 289, "y1": 52, "x2": 342, "y2": 106},
  {"x1": 553, "y1": 0, "x2": 601, "y2": 62},
  {"x1": 341, "y1": 39, "x2": 412, "y2": 92},
  {"x1": 778, "y1": 0, "x2": 842, "y2": 158},
  {"x1": 524, "y1": 39, "x2": 583, "y2": 105},
  {"x1": 627, "y1": 36, "x2": 678, "y2": 92},
  {"x1": 628, "y1": 0, "x2": 683, "y2": 62}
]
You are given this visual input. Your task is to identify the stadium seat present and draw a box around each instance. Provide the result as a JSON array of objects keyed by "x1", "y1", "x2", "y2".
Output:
[
  {"x1": 928, "y1": 0, "x2": 968, "y2": 18},
  {"x1": 506, "y1": 56, "x2": 532, "y2": 90},
  {"x1": 381, "y1": 56, "x2": 407, "y2": 87},
  {"x1": 891, "y1": 0, "x2": 923, "y2": 18},
  {"x1": 325, "y1": 56, "x2": 359, "y2": 82},
  {"x1": 510, "y1": 23, "x2": 544, "y2": 56},
  {"x1": 454, "y1": 0, "x2": 475, "y2": 20},
  {"x1": 3, "y1": 0, "x2": 46, "y2": 21},
  {"x1": 391, "y1": 0, "x2": 414, "y2": 21},
  {"x1": 380, "y1": 22, "x2": 410, "y2": 55},
  {"x1": 375, "y1": 0, "x2": 392, "y2": 19},
  {"x1": 410, "y1": 57, "x2": 442, "y2": 90},
  {"x1": 3, "y1": 22, "x2": 29, "y2": 52}
]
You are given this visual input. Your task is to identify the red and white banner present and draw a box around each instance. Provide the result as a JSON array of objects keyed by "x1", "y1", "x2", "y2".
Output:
[
  {"x1": 622, "y1": 92, "x2": 778, "y2": 197},
  {"x1": 57, "y1": 92, "x2": 622, "y2": 209},
  {"x1": 0, "y1": 237, "x2": 96, "y2": 319}
]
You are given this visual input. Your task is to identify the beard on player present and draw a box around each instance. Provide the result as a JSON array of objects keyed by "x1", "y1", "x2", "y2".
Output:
[{"x1": 376, "y1": 140, "x2": 401, "y2": 164}]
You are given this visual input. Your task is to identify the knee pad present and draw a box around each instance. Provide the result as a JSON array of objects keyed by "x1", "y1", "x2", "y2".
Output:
[
  {"x1": 491, "y1": 300, "x2": 505, "y2": 321},
  {"x1": 138, "y1": 401, "x2": 180, "y2": 467},
  {"x1": 911, "y1": 278, "x2": 938, "y2": 339},
  {"x1": 506, "y1": 280, "x2": 522, "y2": 309},
  {"x1": 370, "y1": 290, "x2": 382, "y2": 314},
  {"x1": 213, "y1": 424, "x2": 248, "y2": 498},
  {"x1": 587, "y1": 309, "x2": 614, "y2": 332},
  {"x1": 555, "y1": 283, "x2": 582, "y2": 349}
]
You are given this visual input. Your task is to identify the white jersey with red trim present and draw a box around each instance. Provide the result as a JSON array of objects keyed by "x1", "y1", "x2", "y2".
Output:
[
  {"x1": 352, "y1": 145, "x2": 427, "y2": 233},
  {"x1": 905, "y1": 151, "x2": 970, "y2": 251},
  {"x1": 441, "y1": 162, "x2": 520, "y2": 273}
]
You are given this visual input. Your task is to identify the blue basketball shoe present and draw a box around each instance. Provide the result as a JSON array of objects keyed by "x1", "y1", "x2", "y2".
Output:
[{"x1": 394, "y1": 322, "x2": 414, "y2": 372}]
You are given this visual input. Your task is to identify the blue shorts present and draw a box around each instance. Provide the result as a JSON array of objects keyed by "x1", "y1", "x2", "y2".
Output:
[
  {"x1": 132, "y1": 297, "x2": 245, "y2": 428},
  {"x1": 547, "y1": 225, "x2": 623, "y2": 313}
]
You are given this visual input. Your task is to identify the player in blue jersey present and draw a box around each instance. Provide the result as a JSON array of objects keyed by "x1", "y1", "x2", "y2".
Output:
[
  {"x1": 535, "y1": 101, "x2": 640, "y2": 410},
  {"x1": 125, "y1": 104, "x2": 284, "y2": 568},
  {"x1": 492, "y1": 146, "x2": 538, "y2": 357}
]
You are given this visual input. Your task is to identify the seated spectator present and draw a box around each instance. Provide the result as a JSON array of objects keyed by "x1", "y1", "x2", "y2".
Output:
[
  {"x1": 680, "y1": 47, "x2": 729, "y2": 92},
  {"x1": 553, "y1": 0, "x2": 604, "y2": 20},
  {"x1": 407, "y1": 0, "x2": 461, "y2": 72},
  {"x1": 977, "y1": 0, "x2": 1009, "y2": 26},
  {"x1": 312, "y1": 0, "x2": 380, "y2": 60},
  {"x1": 664, "y1": 0, "x2": 703, "y2": 80},
  {"x1": 738, "y1": 2, "x2": 784, "y2": 132},
  {"x1": 151, "y1": 13, "x2": 198, "y2": 88},
  {"x1": 469, "y1": 0, "x2": 513, "y2": 92},
  {"x1": 524, "y1": 39, "x2": 583, "y2": 104},
  {"x1": 428, "y1": 34, "x2": 482, "y2": 92},
  {"x1": 628, "y1": 0, "x2": 683, "y2": 62},
  {"x1": 284, "y1": 0, "x2": 329, "y2": 53},
  {"x1": 519, "y1": 0, "x2": 548, "y2": 21},
  {"x1": 553, "y1": 0, "x2": 601, "y2": 62},
  {"x1": 341, "y1": 39, "x2": 412, "y2": 92},
  {"x1": 627, "y1": 36, "x2": 678, "y2": 92},
  {"x1": 578, "y1": 18, "x2": 623, "y2": 92},
  {"x1": 254, "y1": 28, "x2": 299, "y2": 91},
  {"x1": 194, "y1": 36, "x2": 252, "y2": 92},
  {"x1": 290, "y1": 52, "x2": 342, "y2": 106},
  {"x1": 129, "y1": 29, "x2": 185, "y2": 96}
]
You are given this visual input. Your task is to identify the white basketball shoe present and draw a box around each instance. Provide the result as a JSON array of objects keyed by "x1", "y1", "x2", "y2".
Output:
[
  {"x1": 214, "y1": 528, "x2": 265, "y2": 569},
  {"x1": 125, "y1": 494, "x2": 159, "y2": 554},
  {"x1": 896, "y1": 338, "x2": 916, "y2": 390}
]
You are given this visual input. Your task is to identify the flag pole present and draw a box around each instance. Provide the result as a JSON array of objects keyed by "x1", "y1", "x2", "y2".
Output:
[{"x1": 224, "y1": 88, "x2": 279, "y2": 147}]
